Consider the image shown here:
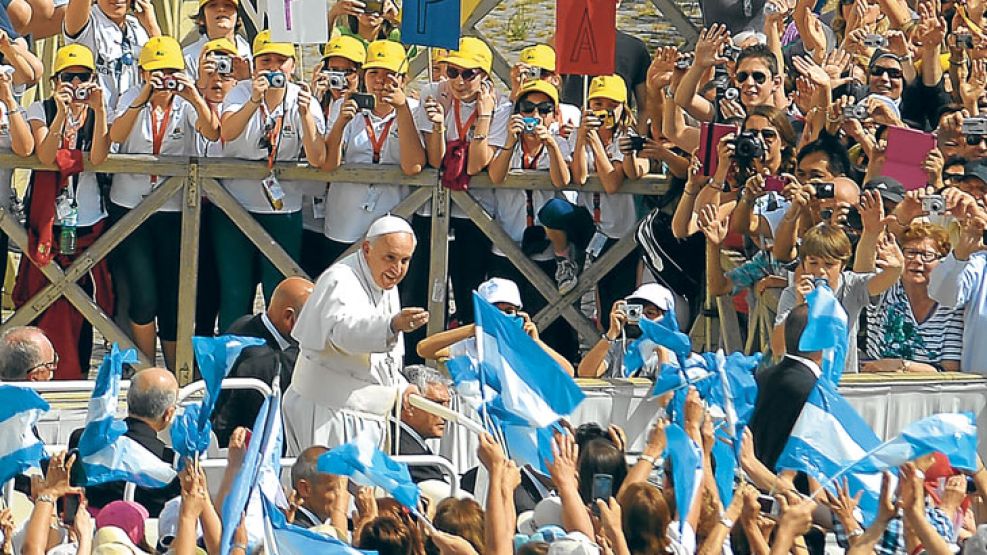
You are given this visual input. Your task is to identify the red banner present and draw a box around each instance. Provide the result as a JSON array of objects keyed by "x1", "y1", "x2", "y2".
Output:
[{"x1": 556, "y1": 0, "x2": 616, "y2": 76}]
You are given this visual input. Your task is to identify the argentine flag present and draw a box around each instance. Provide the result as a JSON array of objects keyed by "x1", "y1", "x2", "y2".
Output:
[
  {"x1": 318, "y1": 435, "x2": 421, "y2": 510},
  {"x1": 77, "y1": 345, "x2": 177, "y2": 488},
  {"x1": 799, "y1": 283, "x2": 849, "y2": 387},
  {"x1": 0, "y1": 385, "x2": 49, "y2": 484}
]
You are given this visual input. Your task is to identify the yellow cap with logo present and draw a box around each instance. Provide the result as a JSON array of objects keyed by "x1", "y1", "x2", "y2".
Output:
[
  {"x1": 443, "y1": 37, "x2": 492, "y2": 74},
  {"x1": 519, "y1": 44, "x2": 555, "y2": 72},
  {"x1": 587, "y1": 74, "x2": 627, "y2": 103},
  {"x1": 362, "y1": 40, "x2": 407, "y2": 73},
  {"x1": 202, "y1": 37, "x2": 238, "y2": 56},
  {"x1": 54, "y1": 44, "x2": 95, "y2": 73},
  {"x1": 322, "y1": 35, "x2": 367, "y2": 65},
  {"x1": 517, "y1": 79, "x2": 558, "y2": 105},
  {"x1": 198, "y1": 0, "x2": 238, "y2": 8},
  {"x1": 139, "y1": 36, "x2": 185, "y2": 71},
  {"x1": 252, "y1": 30, "x2": 295, "y2": 58}
]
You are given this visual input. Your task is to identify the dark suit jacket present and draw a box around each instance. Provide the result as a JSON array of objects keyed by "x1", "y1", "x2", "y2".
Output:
[
  {"x1": 68, "y1": 418, "x2": 181, "y2": 516},
  {"x1": 749, "y1": 355, "x2": 820, "y2": 472},
  {"x1": 211, "y1": 313, "x2": 298, "y2": 446},
  {"x1": 395, "y1": 424, "x2": 446, "y2": 484}
]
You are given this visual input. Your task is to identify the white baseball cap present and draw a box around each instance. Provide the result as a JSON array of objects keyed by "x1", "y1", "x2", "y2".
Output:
[
  {"x1": 626, "y1": 283, "x2": 675, "y2": 312},
  {"x1": 547, "y1": 532, "x2": 601, "y2": 555},
  {"x1": 517, "y1": 496, "x2": 563, "y2": 534},
  {"x1": 477, "y1": 277, "x2": 523, "y2": 309}
]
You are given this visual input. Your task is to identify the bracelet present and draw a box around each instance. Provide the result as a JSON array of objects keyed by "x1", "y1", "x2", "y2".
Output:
[
  {"x1": 476, "y1": 113, "x2": 492, "y2": 119},
  {"x1": 639, "y1": 454, "x2": 661, "y2": 467},
  {"x1": 683, "y1": 188, "x2": 699, "y2": 197},
  {"x1": 231, "y1": 543, "x2": 248, "y2": 552},
  {"x1": 36, "y1": 494, "x2": 55, "y2": 504},
  {"x1": 249, "y1": 96, "x2": 262, "y2": 104},
  {"x1": 848, "y1": 528, "x2": 865, "y2": 539},
  {"x1": 471, "y1": 134, "x2": 487, "y2": 141},
  {"x1": 602, "y1": 333, "x2": 616, "y2": 343},
  {"x1": 719, "y1": 516, "x2": 735, "y2": 529},
  {"x1": 128, "y1": 103, "x2": 144, "y2": 111},
  {"x1": 825, "y1": 114, "x2": 841, "y2": 124}
]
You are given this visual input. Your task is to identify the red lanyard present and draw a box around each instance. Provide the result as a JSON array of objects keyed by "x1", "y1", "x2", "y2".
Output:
[
  {"x1": 260, "y1": 104, "x2": 284, "y2": 170},
  {"x1": 363, "y1": 114, "x2": 395, "y2": 164},
  {"x1": 62, "y1": 110, "x2": 87, "y2": 150},
  {"x1": 149, "y1": 103, "x2": 172, "y2": 186},
  {"x1": 452, "y1": 99, "x2": 478, "y2": 140}
]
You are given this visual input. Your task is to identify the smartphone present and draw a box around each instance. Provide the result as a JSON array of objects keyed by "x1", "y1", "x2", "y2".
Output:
[
  {"x1": 627, "y1": 136, "x2": 647, "y2": 152},
  {"x1": 591, "y1": 473, "x2": 613, "y2": 516},
  {"x1": 59, "y1": 492, "x2": 82, "y2": 526},
  {"x1": 698, "y1": 122, "x2": 737, "y2": 177},
  {"x1": 764, "y1": 175, "x2": 785, "y2": 193},
  {"x1": 352, "y1": 92, "x2": 376, "y2": 111}
]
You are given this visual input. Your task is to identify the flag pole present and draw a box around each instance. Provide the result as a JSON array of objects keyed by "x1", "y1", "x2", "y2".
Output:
[
  {"x1": 807, "y1": 437, "x2": 895, "y2": 500},
  {"x1": 582, "y1": 75, "x2": 588, "y2": 110},
  {"x1": 427, "y1": 48, "x2": 434, "y2": 83}
]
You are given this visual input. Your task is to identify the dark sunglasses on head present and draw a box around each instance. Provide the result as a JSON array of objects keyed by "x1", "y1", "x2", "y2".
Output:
[
  {"x1": 736, "y1": 70, "x2": 768, "y2": 84},
  {"x1": 446, "y1": 66, "x2": 481, "y2": 81},
  {"x1": 58, "y1": 71, "x2": 93, "y2": 83},
  {"x1": 967, "y1": 134, "x2": 987, "y2": 146},
  {"x1": 870, "y1": 66, "x2": 903, "y2": 79},
  {"x1": 517, "y1": 99, "x2": 555, "y2": 115}
]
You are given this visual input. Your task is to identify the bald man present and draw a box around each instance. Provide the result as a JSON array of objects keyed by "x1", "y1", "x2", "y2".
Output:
[
  {"x1": 212, "y1": 276, "x2": 315, "y2": 446},
  {"x1": 284, "y1": 215, "x2": 428, "y2": 454},
  {"x1": 69, "y1": 367, "x2": 181, "y2": 516}
]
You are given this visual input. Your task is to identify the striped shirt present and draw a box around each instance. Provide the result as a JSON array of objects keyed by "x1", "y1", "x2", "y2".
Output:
[{"x1": 865, "y1": 281, "x2": 963, "y2": 365}]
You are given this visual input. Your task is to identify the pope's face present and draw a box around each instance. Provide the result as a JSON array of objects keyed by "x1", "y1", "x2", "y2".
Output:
[{"x1": 363, "y1": 233, "x2": 415, "y2": 290}]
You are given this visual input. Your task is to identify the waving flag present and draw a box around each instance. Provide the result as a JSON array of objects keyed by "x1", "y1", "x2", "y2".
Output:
[
  {"x1": 624, "y1": 314, "x2": 692, "y2": 376},
  {"x1": 318, "y1": 435, "x2": 421, "y2": 510},
  {"x1": 261, "y1": 495, "x2": 372, "y2": 555},
  {"x1": 0, "y1": 385, "x2": 49, "y2": 484},
  {"x1": 650, "y1": 360, "x2": 713, "y2": 398},
  {"x1": 664, "y1": 423, "x2": 702, "y2": 533},
  {"x1": 474, "y1": 293, "x2": 584, "y2": 428},
  {"x1": 856, "y1": 413, "x2": 979, "y2": 473},
  {"x1": 77, "y1": 345, "x2": 177, "y2": 488},
  {"x1": 194, "y1": 335, "x2": 266, "y2": 429},
  {"x1": 799, "y1": 284, "x2": 849, "y2": 387},
  {"x1": 711, "y1": 438, "x2": 736, "y2": 507},
  {"x1": 170, "y1": 403, "x2": 212, "y2": 468}
]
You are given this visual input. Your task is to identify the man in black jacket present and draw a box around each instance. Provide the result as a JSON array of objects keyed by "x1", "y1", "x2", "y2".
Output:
[
  {"x1": 396, "y1": 365, "x2": 452, "y2": 484},
  {"x1": 212, "y1": 276, "x2": 314, "y2": 446},
  {"x1": 68, "y1": 367, "x2": 181, "y2": 517}
]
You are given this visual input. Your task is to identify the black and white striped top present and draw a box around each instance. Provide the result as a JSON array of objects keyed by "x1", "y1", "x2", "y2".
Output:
[{"x1": 865, "y1": 281, "x2": 964, "y2": 365}]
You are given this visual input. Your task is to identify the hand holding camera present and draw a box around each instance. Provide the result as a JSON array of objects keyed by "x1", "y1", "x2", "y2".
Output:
[
  {"x1": 578, "y1": 108, "x2": 603, "y2": 138},
  {"x1": 381, "y1": 75, "x2": 407, "y2": 108},
  {"x1": 338, "y1": 97, "x2": 359, "y2": 122},
  {"x1": 605, "y1": 300, "x2": 629, "y2": 340},
  {"x1": 250, "y1": 72, "x2": 271, "y2": 103},
  {"x1": 424, "y1": 96, "x2": 445, "y2": 128}
]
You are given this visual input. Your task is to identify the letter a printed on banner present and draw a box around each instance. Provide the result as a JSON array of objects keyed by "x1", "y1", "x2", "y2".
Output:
[
  {"x1": 402, "y1": 0, "x2": 461, "y2": 49},
  {"x1": 556, "y1": 0, "x2": 616, "y2": 75}
]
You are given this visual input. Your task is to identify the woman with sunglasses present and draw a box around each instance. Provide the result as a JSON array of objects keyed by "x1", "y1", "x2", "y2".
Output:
[
  {"x1": 571, "y1": 74, "x2": 648, "y2": 317},
  {"x1": 183, "y1": 0, "x2": 252, "y2": 81},
  {"x1": 322, "y1": 40, "x2": 424, "y2": 262},
  {"x1": 107, "y1": 36, "x2": 219, "y2": 367},
  {"x1": 63, "y1": 0, "x2": 160, "y2": 108},
  {"x1": 216, "y1": 31, "x2": 325, "y2": 330},
  {"x1": 16, "y1": 44, "x2": 110, "y2": 380}
]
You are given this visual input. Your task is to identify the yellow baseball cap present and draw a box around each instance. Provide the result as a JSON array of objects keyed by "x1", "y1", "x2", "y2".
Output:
[
  {"x1": 362, "y1": 40, "x2": 407, "y2": 73},
  {"x1": 430, "y1": 48, "x2": 450, "y2": 63},
  {"x1": 517, "y1": 79, "x2": 558, "y2": 105},
  {"x1": 444, "y1": 37, "x2": 492, "y2": 74},
  {"x1": 322, "y1": 35, "x2": 366, "y2": 65},
  {"x1": 202, "y1": 37, "x2": 238, "y2": 56},
  {"x1": 587, "y1": 74, "x2": 627, "y2": 103},
  {"x1": 198, "y1": 0, "x2": 238, "y2": 8},
  {"x1": 252, "y1": 30, "x2": 295, "y2": 58},
  {"x1": 519, "y1": 44, "x2": 555, "y2": 72},
  {"x1": 138, "y1": 36, "x2": 185, "y2": 71},
  {"x1": 54, "y1": 44, "x2": 95, "y2": 73}
]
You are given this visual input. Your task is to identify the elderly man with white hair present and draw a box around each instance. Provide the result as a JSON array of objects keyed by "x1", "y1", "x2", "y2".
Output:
[{"x1": 283, "y1": 215, "x2": 429, "y2": 454}]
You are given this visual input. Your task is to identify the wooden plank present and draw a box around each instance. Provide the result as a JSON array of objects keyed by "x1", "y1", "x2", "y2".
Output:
[
  {"x1": 715, "y1": 295, "x2": 744, "y2": 354},
  {"x1": 333, "y1": 186, "x2": 433, "y2": 264},
  {"x1": 175, "y1": 168, "x2": 203, "y2": 386},
  {"x1": 425, "y1": 186, "x2": 451, "y2": 337},
  {"x1": 647, "y1": 0, "x2": 700, "y2": 47},
  {"x1": 201, "y1": 179, "x2": 309, "y2": 280}
]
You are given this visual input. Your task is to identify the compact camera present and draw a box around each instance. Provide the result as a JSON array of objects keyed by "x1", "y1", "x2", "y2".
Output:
[
  {"x1": 722, "y1": 44, "x2": 742, "y2": 61},
  {"x1": 843, "y1": 104, "x2": 869, "y2": 120},
  {"x1": 625, "y1": 304, "x2": 643, "y2": 324},
  {"x1": 962, "y1": 117, "x2": 987, "y2": 135},
  {"x1": 74, "y1": 87, "x2": 90, "y2": 101},
  {"x1": 764, "y1": 2, "x2": 785, "y2": 14},
  {"x1": 922, "y1": 194, "x2": 946, "y2": 215},
  {"x1": 862, "y1": 34, "x2": 888, "y2": 49},
  {"x1": 160, "y1": 76, "x2": 182, "y2": 91},
  {"x1": 521, "y1": 66, "x2": 542, "y2": 81},
  {"x1": 521, "y1": 116, "x2": 539, "y2": 133},
  {"x1": 674, "y1": 53, "x2": 693, "y2": 70},
  {"x1": 627, "y1": 135, "x2": 646, "y2": 151},
  {"x1": 325, "y1": 70, "x2": 348, "y2": 90},
  {"x1": 733, "y1": 131, "x2": 764, "y2": 162},
  {"x1": 266, "y1": 71, "x2": 286, "y2": 88},
  {"x1": 723, "y1": 87, "x2": 740, "y2": 101},
  {"x1": 214, "y1": 55, "x2": 233, "y2": 75},
  {"x1": 957, "y1": 33, "x2": 975, "y2": 48},
  {"x1": 815, "y1": 182, "x2": 835, "y2": 199},
  {"x1": 0, "y1": 65, "x2": 14, "y2": 77}
]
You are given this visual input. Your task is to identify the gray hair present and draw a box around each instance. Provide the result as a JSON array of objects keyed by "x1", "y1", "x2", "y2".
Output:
[
  {"x1": 402, "y1": 364, "x2": 452, "y2": 393},
  {"x1": 291, "y1": 445, "x2": 329, "y2": 488},
  {"x1": 0, "y1": 326, "x2": 47, "y2": 381},
  {"x1": 127, "y1": 378, "x2": 178, "y2": 420}
]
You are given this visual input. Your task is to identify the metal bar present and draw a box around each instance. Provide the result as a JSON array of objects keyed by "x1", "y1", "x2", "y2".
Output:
[
  {"x1": 532, "y1": 233, "x2": 639, "y2": 328},
  {"x1": 333, "y1": 186, "x2": 433, "y2": 264},
  {"x1": 200, "y1": 178, "x2": 309, "y2": 280},
  {"x1": 425, "y1": 186, "x2": 449, "y2": 337},
  {"x1": 449, "y1": 191, "x2": 600, "y2": 342},
  {"x1": 646, "y1": 0, "x2": 700, "y2": 47},
  {"x1": 174, "y1": 165, "x2": 203, "y2": 386}
]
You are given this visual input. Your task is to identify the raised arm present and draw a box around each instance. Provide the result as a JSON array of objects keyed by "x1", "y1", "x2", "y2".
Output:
[{"x1": 674, "y1": 25, "x2": 729, "y2": 122}]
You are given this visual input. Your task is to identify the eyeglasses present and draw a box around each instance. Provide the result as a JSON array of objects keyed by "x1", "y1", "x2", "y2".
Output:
[
  {"x1": 967, "y1": 134, "x2": 987, "y2": 146},
  {"x1": 870, "y1": 66, "x2": 903, "y2": 79},
  {"x1": 426, "y1": 396, "x2": 451, "y2": 408},
  {"x1": 736, "y1": 70, "x2": 768, "y2": 84},
  {"x1": 58, "y1": 71, "x2": 93, "y2": 83},
  {"x1": 446, "y1": 66, "x2": 481, "y2": 81},
  {"x1": 25, "y1": 354, "x2": 58, "y2": 379},
  {"x1": 747, "y1": 128, "x2": 778, "y2": 141},
  {"x1": 517, "y1": 99, "x2": 555, "y2": 115},
  {"x1": 902, "y1": 249, "x2": 940, "y2": 263}
]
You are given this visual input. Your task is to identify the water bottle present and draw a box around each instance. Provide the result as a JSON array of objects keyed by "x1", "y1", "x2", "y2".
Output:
[{"x1": 59, "y1": 205, "x2": 77, "y2": 255}]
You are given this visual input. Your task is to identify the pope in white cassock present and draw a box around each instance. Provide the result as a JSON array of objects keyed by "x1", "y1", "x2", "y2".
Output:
[{"x1": 283, "y1": 215, "x2": 430, "y2": 455}]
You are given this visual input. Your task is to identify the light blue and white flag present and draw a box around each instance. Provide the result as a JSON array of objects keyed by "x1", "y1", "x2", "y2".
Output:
[
  {"x1": 77, "y1": 345, "x2": 177, "y2": 489},
  {"x1": 0, "y1": 385, "x2": 49, "y2": 484},
  {"x1": 473, "y1": 293, "x2": 584, "y2": 428},
  {"x1": 261, "y1": 494, "x2": 374, "y2": 555},
  {"x1": 798, "y1": 283, "x2": 849, "y2": 387},
  {"x1": 664, "y1": 423, "x2": 702, "y2": 533},
  {"x1": 318, "y1": 435, "x2": 421, "y2": 510},
  {"x1": 857, "y1": 413, "x2": 979, "y2": 473},
  {"x1": 170, "y1": 402, "x2": 212, "y2": 468},
  {"x1": 624, "y1": 314, "x2": 692, "y2": 376}
]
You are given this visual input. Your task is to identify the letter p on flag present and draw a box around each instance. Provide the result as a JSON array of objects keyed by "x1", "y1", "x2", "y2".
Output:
[{"x1": 556, "y1": 0, "x2": 616, "y2": 75}]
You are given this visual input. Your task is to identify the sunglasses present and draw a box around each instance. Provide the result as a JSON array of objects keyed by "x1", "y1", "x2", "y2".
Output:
[
  {"x1": 747, "y1": 128, "x2": 779, "y2": 141},
  {"x1": 517, "y1": 99, "x2": 555, "y2": 115},
  {"x1": 736, "y1": 70, "x2": 768, "y2": 84},
  {"x1": 967, "y1": 134, "x2": 987, "y2": 146},
  {"x1": 870, "y1": 66, "x2": 903, "y2": 79},
  {"x1": 446, "y1": 66, "x2": 481, "y2": 81},
  {"x1": 58, "y1": 71, "x2": 93, "y2": 83}
]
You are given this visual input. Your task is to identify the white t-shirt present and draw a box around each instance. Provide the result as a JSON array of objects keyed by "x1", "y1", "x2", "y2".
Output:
[
  {"x1": 0, "y1": 106, "x2": 17, "y2": 210},
  {"x1": 63, "y1": 8, "x2": 149, "y2": 109},
  {"x1": 183, "y1": 33, "x2": 252, "y2": 80},
  {"x1": 570, "y1": 132, "x2": 636, "y2": 239},
  {"x1": 323, "y1": 100, "x2": 420, "y2": 243},
  {"x1": 220, "y1": 80, "x2": 326, "y2": 213},
  {"x1": 557, "y1": 102, "x2": 581, "y2": 131},
  {"x1": 26, "y1": 101, "x2": 108, "y2": 227},
  {"x1": 301, "y1": 99, "x2": 342, "y2": 233},
  {"x1": 412, "y1": 81, "x2": 510, "y2": 218},
  {"x1": 492, "y1": 134, "x2": 571, "y2": 260},
  {"x1": 109, "y1": 87, "x2": 201, "y2": 211}
]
